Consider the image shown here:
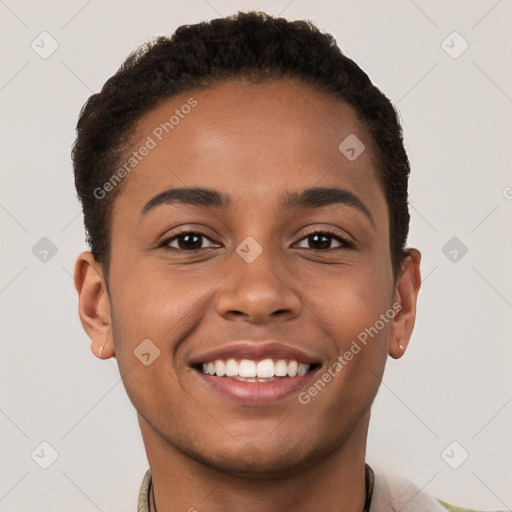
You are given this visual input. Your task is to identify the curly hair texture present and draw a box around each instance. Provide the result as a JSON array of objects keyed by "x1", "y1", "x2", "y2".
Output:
[{"x1": 72, "y1": 10, "x2": 411, "y2": 282}]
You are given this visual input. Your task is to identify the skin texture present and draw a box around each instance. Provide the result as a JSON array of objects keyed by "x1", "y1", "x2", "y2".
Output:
[{"x1": 74, "y1": 79, "x2": 421, "y2": 512}]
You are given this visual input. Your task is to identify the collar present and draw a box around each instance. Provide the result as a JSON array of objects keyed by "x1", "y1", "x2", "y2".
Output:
[
  {"x1": 137, "y1": 468, "x2": 152, "y2": 512},
  {"x1": 137, "y1": 465, "x2": 374, "y2": 512},
  {"x1": 137, "y1": 465, "x2": 477, "y2": 511}
]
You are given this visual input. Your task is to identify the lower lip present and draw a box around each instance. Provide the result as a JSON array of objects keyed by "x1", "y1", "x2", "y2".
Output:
[{"x1": 195, "y1": 369, "x2": 318, "y2": 405}]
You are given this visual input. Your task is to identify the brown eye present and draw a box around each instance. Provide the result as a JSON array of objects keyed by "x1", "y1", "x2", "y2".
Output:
[
  {"x1": 163, "y1": 231, "x2": 220, "y2": 251},
  {"x1": 295, "y1": 231, "x2": 353, "y2": 250}
]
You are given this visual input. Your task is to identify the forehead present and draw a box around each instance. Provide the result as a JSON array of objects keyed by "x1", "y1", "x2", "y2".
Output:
[{"x1": 113, "y1": 79, "x2": 387, "y2": 221}]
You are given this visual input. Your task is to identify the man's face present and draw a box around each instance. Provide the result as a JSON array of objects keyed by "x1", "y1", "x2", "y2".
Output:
[{"x1": 95, "y1": 79, "x2": 404, "y2": 475}]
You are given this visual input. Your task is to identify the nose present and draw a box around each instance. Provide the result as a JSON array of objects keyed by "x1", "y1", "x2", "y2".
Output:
[{"x1": 215, "y1": 250, "x2": 302, "y2": 324}]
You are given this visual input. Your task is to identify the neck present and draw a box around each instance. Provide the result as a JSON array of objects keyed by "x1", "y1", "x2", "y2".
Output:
[{"x1": 140, "y1": 412, "x2": 370, "y2": 512}]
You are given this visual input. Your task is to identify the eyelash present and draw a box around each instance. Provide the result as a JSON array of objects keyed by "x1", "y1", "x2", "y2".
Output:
[
  {"x1": 298, "y1": 228, "x2": 354, "y2": 250},
  {"x1": 159, "y1": 228, "x2": 354, "y2": 252}
]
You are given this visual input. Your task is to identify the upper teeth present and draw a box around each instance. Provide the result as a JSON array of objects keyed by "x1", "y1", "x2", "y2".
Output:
[{"x1": 201, "y1": 359, "x2": 310, "y2": 378}]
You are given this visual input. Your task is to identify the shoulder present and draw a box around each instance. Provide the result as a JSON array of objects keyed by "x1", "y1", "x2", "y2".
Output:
[
  {"x1": 369, "y1": 468, "x2": 488, "y2": 512},
  {"x1": 438, "y1": 501, "x2": 497, "y2": 512}
]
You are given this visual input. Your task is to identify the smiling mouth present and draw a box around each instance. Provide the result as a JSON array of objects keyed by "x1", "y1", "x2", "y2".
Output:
[{"x1": 195, "y1": 358, "x2": 320, "y2": 382}]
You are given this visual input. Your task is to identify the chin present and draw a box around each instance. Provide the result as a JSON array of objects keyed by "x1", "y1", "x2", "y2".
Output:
[{"x1": 179, "y1": 437, "x2": 329, "y2": 480}]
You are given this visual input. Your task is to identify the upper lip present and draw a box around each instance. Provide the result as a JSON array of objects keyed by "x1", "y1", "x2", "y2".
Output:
[{"x1": 189, "y1": 341, "x2": 320, "y2": 366}]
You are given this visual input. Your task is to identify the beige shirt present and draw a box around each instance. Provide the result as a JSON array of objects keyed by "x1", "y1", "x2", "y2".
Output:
[{"x1": 137, "y1": 467, "x2": 482, "y2": 512}]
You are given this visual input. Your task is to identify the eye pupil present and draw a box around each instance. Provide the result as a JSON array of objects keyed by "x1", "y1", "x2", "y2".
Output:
[
  {"x1": 179, "y1": 234, "x2": 202, "y2": 250},
  {"x1": 310, "y1": 233, "x2": 330, "y2": 250}
]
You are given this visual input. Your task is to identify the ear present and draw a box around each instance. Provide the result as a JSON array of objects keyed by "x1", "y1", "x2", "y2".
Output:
[
  {"x1": 389, "y1": 248, "x2": 421, "y2": 359},
  {"x1": 74, "y1": 251, "x2": 116, "y2": 359}
]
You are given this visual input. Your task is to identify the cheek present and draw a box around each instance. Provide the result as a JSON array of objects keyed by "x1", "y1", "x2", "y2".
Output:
[
  {"x1": 306, "y1": 262, "x2": 392, "y2": 346},
  {"x1": 108, "y1": 264, "x2": 210, "y2": 345},
  {"x1": 299, "y1": 272, "x2": 393, "y2": 430},
  {"x1": 106, "y1": 263, "x2": 228, "y2": 399}
]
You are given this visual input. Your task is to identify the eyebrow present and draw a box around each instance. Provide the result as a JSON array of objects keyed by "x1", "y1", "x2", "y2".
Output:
[
  {"x1": 283, "y1": 187, "x2": 374, "y2": 227},
  {"x1": 140, "y1": 186, "x2": 374, "y2": 227},
  {"x1": 141, "y1": 187, "x2": 232, "y2": 216}
]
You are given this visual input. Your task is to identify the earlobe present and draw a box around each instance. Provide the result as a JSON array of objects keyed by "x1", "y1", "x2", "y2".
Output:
[
  {"x1": 389, "y1": 335, "x2": 408, "y2": 359},
  {"x1": 90, "y1": 327, "x2": 116, "y2": 359},
  {"x1": 389, "y1": 248, "x2": 421, "y2": 360},
  {"x1": 74, "y1": 251, "x2": 116, "y2": 359}
]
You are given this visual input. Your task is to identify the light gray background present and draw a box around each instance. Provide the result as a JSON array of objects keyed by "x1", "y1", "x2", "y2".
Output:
[{"x1": 1, "y1": 1, "x2": 511, "y2": 510}]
